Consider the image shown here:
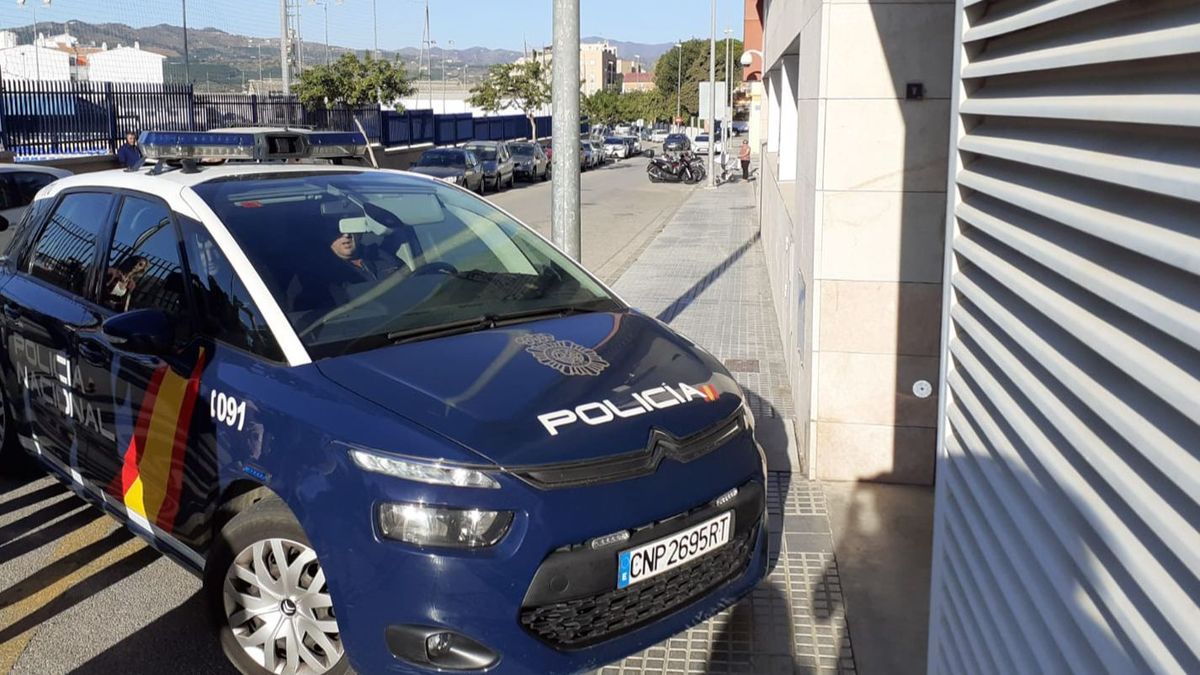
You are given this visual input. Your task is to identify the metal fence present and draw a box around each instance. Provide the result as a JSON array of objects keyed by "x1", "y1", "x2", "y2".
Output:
[{"x1": 0, "y1": 80, "x2": 553, "y2": 159}]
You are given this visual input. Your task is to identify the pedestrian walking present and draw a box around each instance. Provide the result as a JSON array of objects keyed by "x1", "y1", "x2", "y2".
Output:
[
  {"x1": 738, "y1": 139, "x2": 752, "y2": 180},
  {"x1": 117, "y1": 132, "x2": 143, "y2": 169}
]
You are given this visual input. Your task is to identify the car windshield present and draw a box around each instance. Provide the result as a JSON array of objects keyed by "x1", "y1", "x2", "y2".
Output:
[
  {"x1": 192, "y1": 171, "x2": 621, "y2": 358},
  {"x1": 415, "y1": 150, "x2": 466, "y2": 167},
  {"x1": 510, "y1": 145, "x2": 535, "y2": 156},
  {"x1": 696, "y1": 135, "x2": 709, "y2": 142},
  {"x1": 604, "y1": 137, "x2": 622, "y2": 144},
  {"x1": 467, "y1": 146, "x2": 498, "y2": 161}
]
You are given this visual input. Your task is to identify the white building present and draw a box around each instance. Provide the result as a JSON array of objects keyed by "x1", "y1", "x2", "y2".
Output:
[
  {"x1": 86, "y1": 42, "x2": 165, "y2": 84},
  {"x1": 0, "y1": 31, "x2": 18, "y2": 50},
  {"x1": 0, "y1": 43, "x2": 70, "y2": 81}
]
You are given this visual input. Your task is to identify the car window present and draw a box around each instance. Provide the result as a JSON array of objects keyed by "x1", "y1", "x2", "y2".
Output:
[
  {"x1": 27, "y1": 192, "x2": 115, "y2": 297},
  {"x1": 100, "y1": 196, "x2": 187, "y2": 315},
  {"x1": 192, "y1": 171, "x2": 618, "y2": 358},
  {"x1": 10, "y1": 172, "x2": 57, "y2": 206},
  {"x1": 179, "y1": 217, "x2": 285, "y2": 361}
]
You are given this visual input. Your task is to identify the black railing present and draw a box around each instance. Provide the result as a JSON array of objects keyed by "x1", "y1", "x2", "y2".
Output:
[{"x1": 0, "y1": 80, "x2": 555, "y2": 159}]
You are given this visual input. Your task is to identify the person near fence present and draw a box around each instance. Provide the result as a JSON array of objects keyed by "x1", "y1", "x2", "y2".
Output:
[
  {"x1": 117, "y1": 132, "x2": 142, "y2": 169},
  {"x1": 739, "y1": 140, "x2": 752, "y2": 180}
]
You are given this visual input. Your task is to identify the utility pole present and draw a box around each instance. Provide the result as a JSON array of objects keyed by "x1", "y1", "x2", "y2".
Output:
[
  {"x1": 372, "y1": 0, "x2": 378, "y2": 58},
  {"x1": 674, "y1": 42, "x2": 682, "y2": 130},
  {"x1": 182, "y1": 0, "x2": 191, "y2": 83},
  {"x1": 280, "y1": 0, "x2": 290, "y2": 95},
  {"x1": 706, "y1": 0, "x2": 716, "y2": 188},
  {"x1": 551, "y1": 0, "x2": 581, "y2": 261},
  {"x1": 724, "y1": 28, "x2": 732, "y2": 162},
  {"x1": 442, "y1": 39, "x2": 453, "y2": 113}
]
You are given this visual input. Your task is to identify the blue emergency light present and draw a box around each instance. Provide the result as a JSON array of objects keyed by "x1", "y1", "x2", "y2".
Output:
[{"x1": 139, "y1": 129, "x2": 368, "y2": 164}]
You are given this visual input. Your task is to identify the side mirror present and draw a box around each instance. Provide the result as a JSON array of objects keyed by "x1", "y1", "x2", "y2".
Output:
[
  {"x1": 0, "y1": 215, "x2": 8, "y2": 232},
  {"x1": 101, "y1": 308, "x2": 174, "y2": 354},
  {"x1": 644, "y1": 149, "x2": 655, "y2": 158}
]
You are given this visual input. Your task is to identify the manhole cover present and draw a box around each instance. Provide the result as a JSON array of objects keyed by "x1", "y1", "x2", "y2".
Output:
[{"x1": 724, "y1": 359, "x2": 760, "y2": 373}]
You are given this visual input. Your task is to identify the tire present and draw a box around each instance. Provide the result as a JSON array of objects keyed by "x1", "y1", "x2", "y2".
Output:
[{"x1": 206, "y1": 497, "x2": 349, "y2": 675}]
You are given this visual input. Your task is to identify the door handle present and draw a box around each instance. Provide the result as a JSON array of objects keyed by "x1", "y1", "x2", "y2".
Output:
[
  {"x1": 77, "y1": 339, "x2": 110, "y2": 366},
  {"x1": 2, "y1": 305, "x2": 20, "y2": 321}
]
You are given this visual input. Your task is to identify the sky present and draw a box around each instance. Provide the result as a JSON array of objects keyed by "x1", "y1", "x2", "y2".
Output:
[{"x1": 0, "y1": 1, "x2": 745, "y2": 53}]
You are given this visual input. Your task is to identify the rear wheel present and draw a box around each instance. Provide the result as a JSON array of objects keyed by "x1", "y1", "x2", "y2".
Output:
[{"x1": 206, "y1": 497, "x2": 348, "y2": 675}]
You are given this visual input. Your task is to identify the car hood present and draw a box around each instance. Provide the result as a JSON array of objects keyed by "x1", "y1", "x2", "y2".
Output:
[
  {"x1": 316, "y1": 311, "x2": 742, "y2": 467},
  {"x1": 408, "y1": 166, "x2": 463, "y2": 178},
  {"x1": 480, "y1": 160, "x2": 499, "y2": 172}
]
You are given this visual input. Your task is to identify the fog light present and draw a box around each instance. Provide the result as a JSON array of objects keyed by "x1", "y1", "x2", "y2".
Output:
[{"x1": 426, "y1": 632, "x2": 453, "y2": 658}]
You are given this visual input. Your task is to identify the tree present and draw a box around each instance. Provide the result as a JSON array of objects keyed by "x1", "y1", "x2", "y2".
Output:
[
  {"x1": 653, "y1": 38, "x2": 743, "y2": 123},
  {"x1": 294, "y1": 53, "x2": 414, "y2": 108},
  {"x1": 581, "y1": 89, "x2": 623, "y2": 126},
  {"x1": 467, "y1": 61, "x2": 551, "y2": 140}
]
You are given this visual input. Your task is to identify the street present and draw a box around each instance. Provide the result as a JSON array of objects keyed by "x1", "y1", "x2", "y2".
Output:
[{"x1": 0, "y1": 155, "x2": 696, "y2": 675}]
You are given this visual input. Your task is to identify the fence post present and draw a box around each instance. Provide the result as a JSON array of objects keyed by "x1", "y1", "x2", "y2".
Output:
[
  {"x1": 104, "y1": 82, "x2": 118, "y2": 153},
  {"x1": 251, "y1": 94, "x2": 259, "y2": 124},
  {"x1": 186, "y1": 82, "x2": 197, "y2": 131}
]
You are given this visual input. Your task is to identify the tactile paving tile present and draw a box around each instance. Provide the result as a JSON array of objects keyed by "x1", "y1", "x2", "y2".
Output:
[{"x1": 767, "y1": 472, "x2": 828, "y2": 518}]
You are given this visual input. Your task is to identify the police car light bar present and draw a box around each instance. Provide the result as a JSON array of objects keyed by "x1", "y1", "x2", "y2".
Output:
[{"x1": 139, "y1": 130, "x2": 368, "y2": 163}]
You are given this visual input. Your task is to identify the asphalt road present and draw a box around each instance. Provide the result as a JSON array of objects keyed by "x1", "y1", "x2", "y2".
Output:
[{"x1": 0, "y1": 153, "x2": 694, "y2": 675}]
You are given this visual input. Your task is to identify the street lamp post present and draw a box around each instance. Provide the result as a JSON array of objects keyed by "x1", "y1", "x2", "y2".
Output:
[
  {"x1": 442, "y1": 39, "x2": 453, "y2": 114},
  {"x1": 307, "y1": 0, "x2": 329, "y2": 65},
  {"x1": 17, "y1": 0, "x2": 51, "y2": 81},
  {"x1": 182, "y1": 0, "x2": 191, "y2": 83},
  {"x1": 724, "y1": 28, "x2": 732, "y2": 160},
  {"x1": 706, "y1": 0, "x2": 716, "y2": 187},
  {"x1": 674, "y1": 42, "x2": 682, "y2": 130}
]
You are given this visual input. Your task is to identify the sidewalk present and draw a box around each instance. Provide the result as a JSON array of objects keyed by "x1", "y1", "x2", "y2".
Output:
[{"x1": 600, "y1": 175, "x2": 857, "y2": 675}]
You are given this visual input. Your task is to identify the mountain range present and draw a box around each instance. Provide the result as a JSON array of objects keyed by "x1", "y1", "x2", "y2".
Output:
[{"x1": 0, "y1": 21, "x2": 677, "y2": 89}]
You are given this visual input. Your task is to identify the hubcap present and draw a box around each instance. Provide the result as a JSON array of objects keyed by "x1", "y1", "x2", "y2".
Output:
[{"x1": 223, "y1": 538, "x2": 342, "y2": 675}]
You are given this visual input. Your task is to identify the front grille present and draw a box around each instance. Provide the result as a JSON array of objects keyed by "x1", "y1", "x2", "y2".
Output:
[
  {"x1": 510, "y1": 411, "x2": 746, "y2": 490},
  {"x1": 519, "y1": 523, "x2": 757, "y2": 650}
]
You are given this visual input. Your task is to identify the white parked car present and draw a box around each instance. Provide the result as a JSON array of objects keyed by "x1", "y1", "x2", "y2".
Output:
[
  {"x1": 0, "y1": 164, "x2": 72, "y2": 226},
  {"x1": 692, "y1": 134, "x2": 723, "y2": 155},
  {"x1": 603, "y1": 136, "x2": 630, "y2": 159},
  {"x1": 650, "y1": 129, "x2": 670, "y2": 143}
]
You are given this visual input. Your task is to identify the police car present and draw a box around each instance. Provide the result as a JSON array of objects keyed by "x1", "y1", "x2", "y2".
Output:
[{"x1": 0, "y1": 129, "x2": 767, "y2": 674}]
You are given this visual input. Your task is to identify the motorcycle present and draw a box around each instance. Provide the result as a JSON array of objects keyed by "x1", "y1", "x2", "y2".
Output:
[{"x1": 647, "y1": 151, "x2": 705, "y2": 184}]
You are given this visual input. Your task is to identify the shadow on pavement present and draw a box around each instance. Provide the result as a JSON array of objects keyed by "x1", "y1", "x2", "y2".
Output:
[
  {"x1": 68, "y1": 591, "x2": 236, "y2": 675},
  {"x1": 656, "y1": 231, "x2": 762, "y2": 325}
]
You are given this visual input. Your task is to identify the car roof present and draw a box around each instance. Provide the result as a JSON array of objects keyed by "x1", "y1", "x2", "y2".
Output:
[
  {"x1": 38, "y1": 163, "x2": 421, "y2": 201},
  {"x1": 0, "y1": 163, "x2": 73, "y2": 177}
]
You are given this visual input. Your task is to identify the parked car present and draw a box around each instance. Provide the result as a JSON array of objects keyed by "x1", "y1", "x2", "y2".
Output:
[
  {"x1": 462, "y1": 140, "x2": 515, "y2": 191},
  {"x1": 622, "y1": 135, "x2": 642, "y2": 154},
  {"x1": 0, "y1": 129, "x2": 768, "y2": 675},
  {"x1": 693, "y1": 134, "x2": 723, "y2": 155},
  {"x1": 509, "y1": 141, "x2": 550, "y2": 181},
  {"x1": 0, "y1": 164, "x2": 72, "y2": 235},
  {"x1": 650, "y1": 128, "x2": 671, "y2": 143},
  {"x1": 580, "y1": 141, "x2": 598, "y2": 169},
  {"x1": 603, "y1": 136, "x2": 630, "y2": 159},
  {"x1": 407, "y1": 147, "x2": 485, "y2": 192},
  {"x1": 731, "y1": 121, "x2": 749, "y2": 136},
  {"x1": 663, "y1": 133, "x2": 691, "y2": 153}
]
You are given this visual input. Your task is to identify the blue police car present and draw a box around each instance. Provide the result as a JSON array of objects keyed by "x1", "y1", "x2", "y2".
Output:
[{"x1": 0, "y1": 130, "x2": 768, "y2": 674}]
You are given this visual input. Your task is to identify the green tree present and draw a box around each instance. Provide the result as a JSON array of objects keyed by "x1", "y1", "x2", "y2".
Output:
[
  {"x1": 467, "y1": 61, "x2": 551, "y2": 140},
  {"x1": 619, "y1": 90, "x2": 670, "y2": 125},
  {"x1": 582, "y1": 89, "x2": 623, "y2": 126},
  {"x1": 653, "y1": 38, "x2": 743, "y2": 123},
  {"x1": 294, "y1": 53, "x2": 414, "y2": 108}
]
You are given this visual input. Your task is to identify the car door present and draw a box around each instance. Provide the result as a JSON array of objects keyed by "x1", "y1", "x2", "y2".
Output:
[
  {"x1": 0, "y1": 191, "x2": 117, "y2": 478},
  {"x1": 73, "y1": 193, "x2": 213, "y2": 542}
]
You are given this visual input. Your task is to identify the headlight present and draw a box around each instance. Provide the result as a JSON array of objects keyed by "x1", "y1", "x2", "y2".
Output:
[
  {"x1": 440, "y1": 175, "x2": 459, "y2": 184},
  {"x1": 378, "y1": 502, "x2": 513, "y2": 548},
  {"x1": 349, "y1": 449, "x2": 500, "y2": 489}
]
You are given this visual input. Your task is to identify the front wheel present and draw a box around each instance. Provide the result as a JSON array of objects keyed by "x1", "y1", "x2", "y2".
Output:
[{"x1": 206, "y1": 497, "x2": 348, "y2": 675}]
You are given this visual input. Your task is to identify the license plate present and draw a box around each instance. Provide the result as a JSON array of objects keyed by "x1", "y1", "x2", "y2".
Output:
[{"x1": 617, "y1": 512, "x2": 733, "y2": 589}]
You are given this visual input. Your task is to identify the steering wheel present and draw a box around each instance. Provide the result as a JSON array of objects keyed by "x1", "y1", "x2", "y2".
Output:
[{"x1": 411, "y1": 261, "x2": 459, "y2": 277}]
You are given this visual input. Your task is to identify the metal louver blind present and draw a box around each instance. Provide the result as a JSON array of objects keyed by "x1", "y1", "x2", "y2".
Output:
[{"x1": 929, "y1": 1, "x2": 1200, "y2": 673}]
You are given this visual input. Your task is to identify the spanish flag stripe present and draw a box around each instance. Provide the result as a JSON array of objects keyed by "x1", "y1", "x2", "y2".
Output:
[
  {"x1": 111, "y1": 365, "x2": 168, "y2": 499},
  {"x1": 154, "y1": 351, "x2": 207, "y2": 532},
  {"x1": 138, "y1": 368, "x2": 191, "y2": 528}
]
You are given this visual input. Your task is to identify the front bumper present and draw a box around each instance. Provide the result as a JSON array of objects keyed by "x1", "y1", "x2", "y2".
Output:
[{"x1": 304, "y1": 430, "x2": 768, "y2": 674}]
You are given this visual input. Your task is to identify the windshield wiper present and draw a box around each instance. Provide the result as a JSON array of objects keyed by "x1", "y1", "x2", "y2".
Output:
[{"x1": 386, "y1": 304, "x2": 616, "y2": 345}]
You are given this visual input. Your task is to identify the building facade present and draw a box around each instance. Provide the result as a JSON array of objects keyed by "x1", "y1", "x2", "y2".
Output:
[
  {"x1": 0, "y1": 44, "x2": 71, "y2": 81},
  {"x1": 580, "y1": 42, "x2": 617, "y2": 96},
  {"x1": 754, "y1": 0, "x2": 1200, "y2": 671},
  {"x1": 86, "y1": 43, "x2": 166, "y2": 84},
  {"x1": 621, "y1": 72, "x2": 655, "y2": 94}
]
